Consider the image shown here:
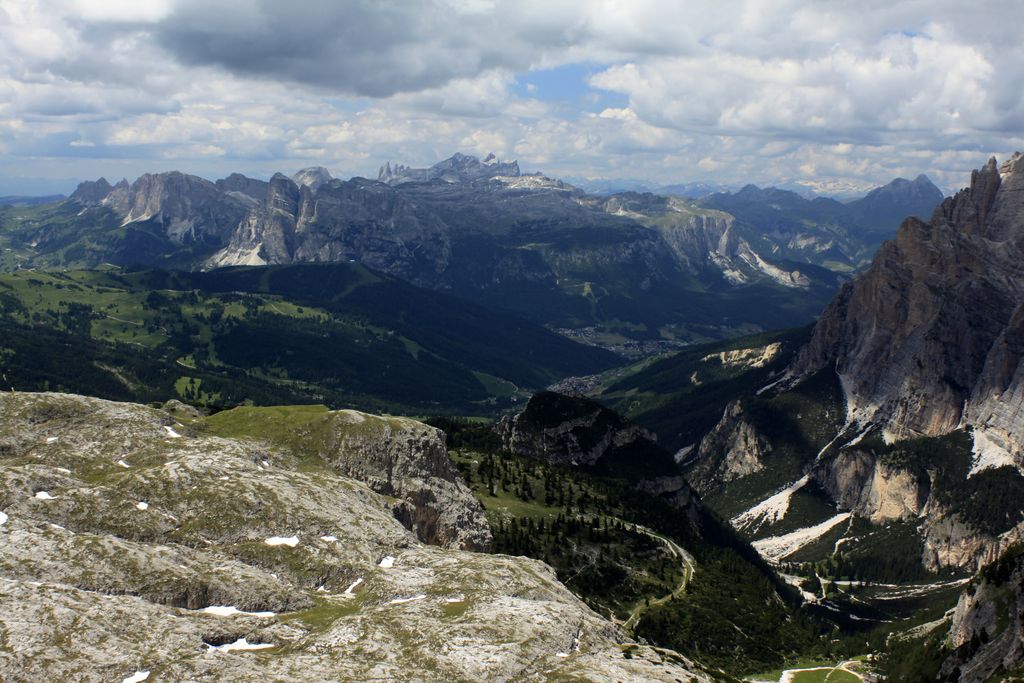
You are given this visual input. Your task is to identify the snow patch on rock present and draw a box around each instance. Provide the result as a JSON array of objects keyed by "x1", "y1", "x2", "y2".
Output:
[
  {"x1": 208, "y1": 637, "x2": 274, "y2": 652},
  {"x1": 264, "y1": 536, "x2": 299, "y2": 547},
  {"x1": 202, "y1": 605, "x2": 275, "y2": 618},
  {"x1": 390, "y1": 594, "x2": 426, "y2": 604}
]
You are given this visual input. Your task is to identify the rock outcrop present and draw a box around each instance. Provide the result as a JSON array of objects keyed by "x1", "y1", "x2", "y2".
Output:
[
  {"x1": 812, "y1": 447, "x2": 929, "y2": 523},
  {"x1": 692, "y1": 400, "x2": 769, "y2": 491},
  {"x1": 498, "y1": 391, "x2": 658, "y2": 469},
  {"x1": 0, "y1": 391, "x2": 714, "y2": 682},
  {"x1": 935, "y1": 548, "x2": 1024, "y2": 682},
  {"x1": 314, "y1": 410, "x2": 493, "y2": 551},
  {"x1": 791, "y1": 153, "x2": 1024, "y2": 468}
]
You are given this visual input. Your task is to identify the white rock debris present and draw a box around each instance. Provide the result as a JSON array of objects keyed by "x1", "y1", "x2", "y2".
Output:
[
  {"x1": 752, "y1": 513, "x2": 852, "y2": 563},
  {"x1": 731, "y1": 476, "x2": 809, "y2": 530}
]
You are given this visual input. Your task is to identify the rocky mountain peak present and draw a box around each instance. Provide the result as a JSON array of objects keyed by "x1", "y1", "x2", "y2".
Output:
[
  {"x1": 67, "y1": 177, "x2": 113, "y2": 205},
  {"x1": 291, "y1": 166, "x2": 333, "y2": 192},
  {"x1": 84, "y1": 171, "x2": 252, "y2": 245},
  {"x1": 790, "y1": 153, "x2": 1024, "y2": 468},
  {"x1": 377, "y1": 152, "x2": 520, "y2": 185},
  {"x1": 844, "y1": 172, "x2": 944, "y2": 231},
  {"x1": 214, "y1": 173, "x2": 269, "y2": 202}
]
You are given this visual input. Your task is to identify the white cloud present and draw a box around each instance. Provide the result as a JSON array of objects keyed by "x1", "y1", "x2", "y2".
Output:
[{"x1": 0, "y1": 0, "x2": 1021, "y2": 193}]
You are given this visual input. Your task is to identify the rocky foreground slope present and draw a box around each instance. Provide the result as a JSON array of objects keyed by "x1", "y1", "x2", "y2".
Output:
[{"x1": 0, "y1": 392, "x2": 716, "y2": 682}]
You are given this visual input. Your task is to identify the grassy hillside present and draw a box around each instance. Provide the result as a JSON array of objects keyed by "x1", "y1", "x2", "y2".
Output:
[
  {"x1": 0, "y1": 264, "x2": 619, "y2": 414},
  {"x1": 595, "y1": 326, "x2": 812, "y2": 452}
]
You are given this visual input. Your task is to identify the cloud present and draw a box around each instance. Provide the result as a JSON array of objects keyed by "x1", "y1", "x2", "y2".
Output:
[
  {"x1": 0, "y1": 0, "x2": 1021, "y2": 194},
  {"x1": 143, "y1": 0, "x2": 584, "y2": 97}
]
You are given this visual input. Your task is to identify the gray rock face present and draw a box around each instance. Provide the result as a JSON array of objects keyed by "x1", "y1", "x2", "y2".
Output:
[
  {"x1": 73, "y1": 171, "x2": 251, "y2": 245},
  {"x1": 291, "y1": 166, "x2": 333, "y2": 192},
  {"x1": 812, "y1": 448, "x2": 928, "y2": 523},
  {"x1": 215, "y1": 172, "x2": 270, "y2": 202},
  {"x1": 920, "y1": 510, "x2": 1024, "y2": 573},
  {"x1": 312, "y1": 410, "x2": 492, "y2": 552},
  {"x1": 791, "y1": 153, "x2": 1024, "y2": 465},
  {"x1": 67, "y1": 177, "x2": 114, "y2": 205},
  {"x1": 935, "y1": 550, "x2": 1024, "y2": 682},
  {"x1": 210, "y1": 175, "x2": 452, "y2": 282},
  {"x1": 0, "y1": 391, "x2": 713, "y2": 682},
  {"x1": 693, "y1": 400, "x2": 769, "y2": 491}
]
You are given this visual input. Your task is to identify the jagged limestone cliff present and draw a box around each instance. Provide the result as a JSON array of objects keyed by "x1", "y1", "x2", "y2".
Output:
[
  {"x1": 689, "y1": 155, "x2": 1024, "y2": 574},
  {"x1": 791, "y1": 153, "x2": 1024, "y2": 469}
]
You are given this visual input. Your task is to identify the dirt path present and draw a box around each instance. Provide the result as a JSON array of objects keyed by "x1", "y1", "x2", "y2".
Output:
[
  {"x1": 619, "y1": 523, "x2": 696, "y2": 632},
  {"x1": 103, "y1": 314, "x2": 143, "y2": 326}
]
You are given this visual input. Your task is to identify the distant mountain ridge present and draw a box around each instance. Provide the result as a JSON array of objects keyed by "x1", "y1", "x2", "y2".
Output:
[
  {"x1": 377, "y1": 152, "x2": 520, "y2": 185},
  {"x1": 0, "y1": 152, "x2": 945, "y2": 343},
  {"x1": 700, "y1": 174, "x2": 944, "y2": 269},
  {"x1": 0, "y1": 194, "x2": 65, "y2": 207}
]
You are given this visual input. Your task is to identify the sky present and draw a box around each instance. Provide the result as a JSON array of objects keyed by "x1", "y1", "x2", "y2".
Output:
[{"x1": 1, "y1": 0, "x2": 1022, "y2": 195}]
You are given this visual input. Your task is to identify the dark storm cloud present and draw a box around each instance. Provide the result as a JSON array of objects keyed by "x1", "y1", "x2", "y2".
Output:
[{"x1": 147, "y1": 0, "x2": 572, "y2": 97}]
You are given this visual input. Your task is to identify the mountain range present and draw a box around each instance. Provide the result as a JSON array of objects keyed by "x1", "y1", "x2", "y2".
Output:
[
  {"x1": 10, "y1": 149, "x2": 1024, "y2": 681},
  {"x1": 0, "y1": 153, "x2": 942, "y2": 345},
  {"x1": 596, "y1": 153, "x2": 1024, "y2": 680}
]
